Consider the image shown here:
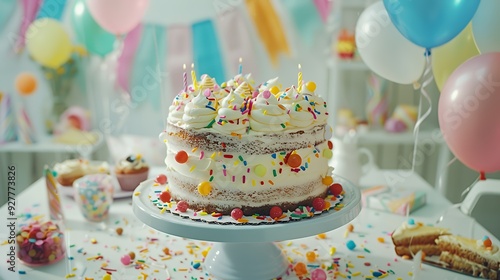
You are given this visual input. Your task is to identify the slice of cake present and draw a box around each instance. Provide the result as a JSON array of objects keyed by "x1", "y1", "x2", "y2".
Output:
[
  {"x1": 161, "y1": 75, "x2": 334, "y2": 216},
  {"x1": 436, "y1": 235, "x2": 500, "y2": 280},
  {"x1": 391, "y1": 218, "x2": 450, "y2": 258}
]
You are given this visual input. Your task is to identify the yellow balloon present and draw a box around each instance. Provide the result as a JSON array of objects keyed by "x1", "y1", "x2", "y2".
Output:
[
  {"x1": 432, "y1": 24, "x2": 479, "y2": 91},
  {"x1": 26, "y1": 18, "x2": 72, "y2": 69}
]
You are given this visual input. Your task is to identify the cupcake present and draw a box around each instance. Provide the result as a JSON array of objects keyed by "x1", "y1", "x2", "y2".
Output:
[
  {"x1": 115, "y1": 154, "x2": 149, "y2": 191},
  {"x1": 54, "y1": 159, "x2": 109, "y2": 187}
]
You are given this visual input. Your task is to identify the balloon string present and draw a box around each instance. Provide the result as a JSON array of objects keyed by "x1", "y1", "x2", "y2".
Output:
[{"x1": 411, "y1": 52, "x2": 433, "y2": 172}]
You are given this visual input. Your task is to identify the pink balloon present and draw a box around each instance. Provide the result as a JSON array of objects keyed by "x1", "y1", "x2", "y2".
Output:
[
  {"x1": 311, "y1": 268, "x2": 327, "y2": 280},
  {"x1": 438, "y1": 52, "x2": 500, "y2": 173},
  {"x1": 88, "y1": 0, "x2": 149, "y2": 35}
]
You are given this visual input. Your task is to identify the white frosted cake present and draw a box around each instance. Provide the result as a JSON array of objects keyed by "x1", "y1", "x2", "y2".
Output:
[{"x1": 160, "y1": 74, "x2": 336, "y2": 216}]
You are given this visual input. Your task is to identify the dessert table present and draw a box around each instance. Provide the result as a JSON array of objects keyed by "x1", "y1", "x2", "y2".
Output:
[{"x1": 1, "y1": 168, "x2": 497, "y2": 280}]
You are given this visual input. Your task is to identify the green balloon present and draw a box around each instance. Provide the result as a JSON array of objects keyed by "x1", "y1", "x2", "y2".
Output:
[{"x1": 71, "y1": 0, "x2": 116, "y2": 56}]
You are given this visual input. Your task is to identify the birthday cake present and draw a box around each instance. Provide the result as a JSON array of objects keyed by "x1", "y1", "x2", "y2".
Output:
[{"x1": 159, "y1": 73, "x2": 336, "y2": 217}]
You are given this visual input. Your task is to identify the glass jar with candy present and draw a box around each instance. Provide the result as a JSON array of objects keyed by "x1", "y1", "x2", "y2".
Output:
[{"x1": 16, "y1": 220, "x2": 66, "y2": 266}]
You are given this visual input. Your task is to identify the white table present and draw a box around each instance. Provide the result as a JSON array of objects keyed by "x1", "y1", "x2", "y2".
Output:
[{"x1": 1, "y1": 168, "x2": 497, "y2": 280}]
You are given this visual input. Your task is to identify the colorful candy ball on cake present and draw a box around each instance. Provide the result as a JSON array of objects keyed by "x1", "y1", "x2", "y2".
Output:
[
  {"x1": 231, "y1": 208, "x2": 244, "y2": 220},
  {"x1": 176, "y1": 200, "x2": 189, "y2": 212},
  {"x1": 269, "y1": 206, "x2": 283, "y2": 219},
  {"x1": 329, "y1": 183, "x2": 343, "y2": 196},
  {"x1": 155, "y1": 174, "x2": 167, "y2": 184}
]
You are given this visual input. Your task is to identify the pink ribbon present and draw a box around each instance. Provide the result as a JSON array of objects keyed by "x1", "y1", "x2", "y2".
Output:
[
  {"x1": 116, "y1": 24, "x2": 143, "y2": 93},
  {"x1": 166, "y1": 24, "x2": 192, "y2": 98},
  {"x1": 313, "y1": 0, "x2": 332, "y2": 23},
  {"x1": 216, "y1": 8, "x2": 257, "y2": 78},
  {"x1": 16, "y1": 0, "x2": 43, "y2": 51}
]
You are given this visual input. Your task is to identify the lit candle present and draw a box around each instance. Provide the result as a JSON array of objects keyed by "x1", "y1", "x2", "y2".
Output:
[
  {"x1": 183, "y1": 64, "x2": 187, "y2": 92},
  {"x1": 238, "y1": 57, "x2": 243, "y2": 75},
  {"x1": 191, "y1": 63, "x2": 198, "y2": 90},
  {"x1": 298, "y1": 64, "x2": 303, "y2": 89}
]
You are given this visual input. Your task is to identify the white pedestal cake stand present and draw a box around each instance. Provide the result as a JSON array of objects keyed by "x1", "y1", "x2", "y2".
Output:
[{"x1": 133, "y1": 176, "x2": 361, "y2": 280}]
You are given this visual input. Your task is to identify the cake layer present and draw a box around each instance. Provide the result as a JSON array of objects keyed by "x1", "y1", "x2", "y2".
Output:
[
  {"x1": 163, "y1": 127, "x2": 332, "y2": 192},
  {"x1": 440, "y1": 251, "x2": 498, "y2": 280},
  {"x1": 437, "y1": 235, "x2": 500, "y2": 271},
  {"x1": 166, "y1": 170, "x2": 328, "y2": 215},
  {"x1": 392, "y1": 221, "x2": 449, "y2": 245},
  {"x1": 394, "y1": 244, "x2": 441, "y2": 257},
  {"x1": 164, "y1": 123, "x2": 327, "y2": 154},
  {"x1": 392, "y1": 234, "x2": 446, "y2": 247}
]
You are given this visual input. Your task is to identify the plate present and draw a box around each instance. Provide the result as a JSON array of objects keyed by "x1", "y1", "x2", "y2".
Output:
[
  {"x1": 56, "y1": 168, "x2": 166, "y2": 199},
  {"x1": 57, "y1": 182, "x2": 134, "y2": 199}
]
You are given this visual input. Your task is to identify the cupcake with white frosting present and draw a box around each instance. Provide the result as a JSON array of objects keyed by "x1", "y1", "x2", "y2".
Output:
[{"x1": 115, "y1": 154, "x2": 149, "y2": 191}]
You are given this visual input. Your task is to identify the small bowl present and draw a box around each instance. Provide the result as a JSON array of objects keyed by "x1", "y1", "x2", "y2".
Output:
[{"x1": 115, "y1": 169, "x2": 149, "y2": 192}]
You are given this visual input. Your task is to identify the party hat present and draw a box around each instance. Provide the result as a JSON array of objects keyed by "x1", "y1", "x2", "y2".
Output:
[
  {"x1": 0, "y1": 92, "x2": 18, "y2": 144},
  {"x1": 45, "y1": 166, "x2": 64, "y2": 221}
]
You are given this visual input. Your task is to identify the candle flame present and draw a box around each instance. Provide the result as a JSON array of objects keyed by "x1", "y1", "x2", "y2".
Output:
[
  {"x1": 191, "y1": 63, "x2": 194, "y2": 69},
  {"x1": 183, "y1": 64, "x2": 186, "y2": 70},
  {"x1": 298, "y1": 64, "x2": 302, "y2": 70},
  {"x1": 239, "y1": 57, "x2": 242, "y2": 63}
]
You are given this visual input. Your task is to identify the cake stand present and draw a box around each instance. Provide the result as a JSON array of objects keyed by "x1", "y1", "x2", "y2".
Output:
[{"x1": 133, "y1": 176, "x2": 361, "y2": 280}]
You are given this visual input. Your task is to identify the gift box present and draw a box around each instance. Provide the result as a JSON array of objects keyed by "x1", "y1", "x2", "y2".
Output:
[{"x1": 361, "y1": 185, "x2": 426, "y2": 215}]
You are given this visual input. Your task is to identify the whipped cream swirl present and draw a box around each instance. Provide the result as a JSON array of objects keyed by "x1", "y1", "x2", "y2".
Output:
[
  {"x1": 279, "y1": 86, "x2": 314, "y2": 128},
  {"x1": 183, "y1": 89, "x2": 218, "y2": 129},
  {"x1": 213, "y1": 90, "x2": 249, "y2": 135},
  {"x1": 168, "y1": 91, "x2": 194, "y2": 125},
  {"x1": 249, "y1": 90, "x2": 290, "y2": 132}
]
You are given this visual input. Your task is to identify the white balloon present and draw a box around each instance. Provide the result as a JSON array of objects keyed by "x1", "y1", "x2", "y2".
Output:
[
  {"x1": 355, "y1": 1, "x2": 426, "y2": 84},
  {"x1": 472, "y1": 0, "x2": 500, "y2": 53}
]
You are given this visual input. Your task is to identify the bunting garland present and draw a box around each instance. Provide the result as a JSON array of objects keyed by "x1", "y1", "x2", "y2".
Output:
[
  {"x1": 245, "y1": 0, "x2": 290, "y2": 65},
  {"x1": 282, "y1": 0, "x2": 323, "y2": 46},
  {"x1": 36, "y1": 0, "x2": 67, "y2": 20},
  {"x1": 216, "y1": 8, "x2": 257, "y2": 77},
  {"x1": 130, "y1": 24, "x2": 166, "y2": 109},
  {"x1": 0, "y1": 0, "x2": 16, "y2": 32},
  {"x1": 166, "y1": 25, "x2": 193, "y2": 96},
  {"x1": 313, "y1": 0, "x2": 332, "y2": 23},
  {"x1": 117, "y1": 24, "x2": 143, "y2": 93},
  {"x1": 16, "y1": 0, "x2": 43, "y2": 52},
  {"x1": 192, "y1": 19, "x2": 226, "y2": 83}
]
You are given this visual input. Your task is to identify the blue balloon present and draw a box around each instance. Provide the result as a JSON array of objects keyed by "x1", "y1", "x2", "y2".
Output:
[{"x1": 383, "y1": 0, "x2": 480, "y2": 49}]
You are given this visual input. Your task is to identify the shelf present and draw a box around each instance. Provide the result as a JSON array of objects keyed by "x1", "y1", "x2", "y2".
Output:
[
  {"x1": 348, "y1": 129, "x2": 442, "y2": 145},
  {"x1": 0, "y1": 131, "x2": 104, "y2": 154}
]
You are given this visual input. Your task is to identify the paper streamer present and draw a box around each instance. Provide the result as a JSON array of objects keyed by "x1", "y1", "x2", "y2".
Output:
[
  {"x1": 313, "y1": 0, "x2": 332, "y2": 23},
  {"x1": 17, "y1": 106, "x2": 36, "y2": 144},
  {"x1": 116, "y1": 24, "x2": 143, "y2": 93},
  {"x1": 366, "y1": 73, "x2": 388, "y2": 127},
  {"x1": 245, "y1": 0, "x2": 289, "y2": 65},
  {"x1": 192, "y1": 19, "x2": 226, "y2": 83},
  {"x1": 216, "y1": 8, "x2": 257, "y2": 78},
  {"x1": 0, "y1": 93, "x2": 17, "y2": 144},
  {"x1": 412, "y1": 51, "x2": 433, "y2": 172},
  {"x1": 0, "y1": 0, "x2": 16, "y2": 32},
  {"x1": 45, "y1": 166, "x2": 64, "y2": 221},
  {"x1": 36, "y1": 0, "x2": 67, "y2": 20},
  {"x1": 16, "y1": 0, "x2": 43, "y2": 51},
  {"x1": 130, "y1": 24, "x2": 166, "y2": 109},
  {"x1": 281, "y1": 0, "x2": 323, "y2": 46},
  {"x1": 166, "y1": 25, "x2": 192, "y2": 96}
]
